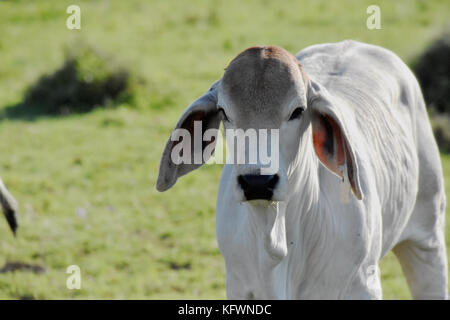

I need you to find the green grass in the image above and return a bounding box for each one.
[0,0,449,299]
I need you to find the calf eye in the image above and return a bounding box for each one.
[289,107,304,120]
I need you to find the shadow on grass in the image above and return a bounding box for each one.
[0,261,46,274]
[0,49,133,122]
[0,101,96,122]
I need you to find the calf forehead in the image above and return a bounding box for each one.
[221,46,304,115]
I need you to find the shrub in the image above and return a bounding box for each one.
[23,46,132,115]
[413,32,450,114]
[432,114,450,154]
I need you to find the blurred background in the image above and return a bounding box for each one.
[0,0,448,299]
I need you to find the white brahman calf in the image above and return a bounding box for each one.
[157,41,448,299]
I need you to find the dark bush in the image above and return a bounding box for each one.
[413,32,450,114]
[22,47,132,115]
[432,115,450,154]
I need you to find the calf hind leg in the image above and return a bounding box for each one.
[393,194,448,299]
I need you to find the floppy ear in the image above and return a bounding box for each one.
[307,79,363,200]
[0,178,18,235]
[156,81,222,192]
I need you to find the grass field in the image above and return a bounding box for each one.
[0,0,449,299]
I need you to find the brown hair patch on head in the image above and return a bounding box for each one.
[227,45,298,67]
[222,46,304,111]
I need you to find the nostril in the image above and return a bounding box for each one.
[267,174,279,189]
[238,174,279,190]
[237,174,279,201]
[238,175,249,189]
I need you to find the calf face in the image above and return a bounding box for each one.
[157,46,363,203]
[217,46,308,202]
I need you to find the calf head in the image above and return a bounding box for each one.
[157,46,363,203]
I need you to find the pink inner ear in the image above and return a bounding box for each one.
[183,111,205,135]
[169,111,205,159]
[312,114,345,178]
[328,115,345,167]
[312,114,361,200]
